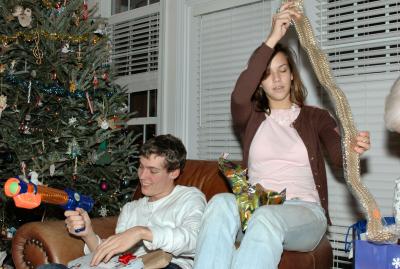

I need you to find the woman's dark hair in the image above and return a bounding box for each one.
[139,134,187,172]
[252,43,307,114]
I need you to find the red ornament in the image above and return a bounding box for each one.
[101,72,109,82]
[55,1,62,10]
[100,179,108,191]
[51,70,57,80]
[82,0,89,20]
[93,75,99,89]
[118,253,136,265]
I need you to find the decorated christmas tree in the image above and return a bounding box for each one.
[0,0,139,240]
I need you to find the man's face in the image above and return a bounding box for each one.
[138,154,179,202]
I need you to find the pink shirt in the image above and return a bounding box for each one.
[248,106,320,204]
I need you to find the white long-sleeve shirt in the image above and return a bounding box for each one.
[85,185,206,269]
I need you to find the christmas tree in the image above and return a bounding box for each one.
[0,0,139,240]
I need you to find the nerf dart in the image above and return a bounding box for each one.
[4,177,94,212]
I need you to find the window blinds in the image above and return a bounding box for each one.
[111,12,160,77]
[197,1,271,160]
[318,0,400,77]
[317,1,400,268]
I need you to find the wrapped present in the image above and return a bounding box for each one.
[218,154,286,231]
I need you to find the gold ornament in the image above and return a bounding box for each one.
[32,31,44,64]
[0,95,7,118]
[289,0,395,243]
[69,80,77,93]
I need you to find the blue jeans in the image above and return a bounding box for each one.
[193,193,327,269]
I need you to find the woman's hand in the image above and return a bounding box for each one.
[353,131,371,154]
[265,2,302,48]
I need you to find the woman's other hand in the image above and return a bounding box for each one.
[353,131,371,154]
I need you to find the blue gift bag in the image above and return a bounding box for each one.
[354,240,400,269]
[345,217,396,253]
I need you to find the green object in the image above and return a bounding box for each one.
[96,141,112,166]
[9,182,19,195]
[218,155,286,231]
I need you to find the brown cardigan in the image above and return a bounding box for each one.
[231,43,343,222]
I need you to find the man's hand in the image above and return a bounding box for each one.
[65,208,99,252]
[65,208,93,237]
[90,226,152,266]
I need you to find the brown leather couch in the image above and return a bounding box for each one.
[12,159,332,269]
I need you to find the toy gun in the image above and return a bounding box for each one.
[4,177,94,212]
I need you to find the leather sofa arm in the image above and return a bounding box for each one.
[12,216,117,269]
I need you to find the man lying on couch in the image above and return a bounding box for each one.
[43,134,206,269]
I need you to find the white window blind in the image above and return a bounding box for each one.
[111,12,159,77]
[317,1,400,268]
[196,1,272,160]
[319,0,400,77]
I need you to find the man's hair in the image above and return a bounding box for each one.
[139,134,187,172]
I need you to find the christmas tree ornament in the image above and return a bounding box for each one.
[27,80,32,103]
[28,171,42,185]
[17,8,33,28]
[98,206,108,217]
[76,44,83,68]
[86,91,94,114]
[97,117,109,130]
[71,12,80,27]
[61,43,72,53]
[66,138,81,159]
[68,117,77,125]
[20,161,27,179]
[0,64,5,73]
[49,164,55,176]
[0,95,7,118]
[108,115,122,129]
[92,36,99,45]
[69,80,77,93]
[101,72,109,82]
[82,0,89,21]
[88,149,98,164]
[94,24,106,36]
[99,179,108,192]
[50,70,57,80]
[10,60,16,74]
[120,177,133,189]
[12,6,24,17]
[55,2,62,10]
[93,72,99,89]
[96,141,111,165]
[42,0,52,8]
[32,32,43,64]
[19,114,31,134]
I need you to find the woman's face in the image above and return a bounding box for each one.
[260,52,293,108]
